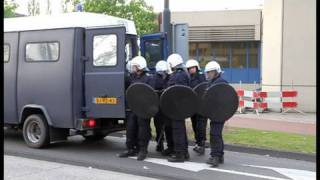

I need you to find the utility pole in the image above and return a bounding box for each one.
[162,0,172,54]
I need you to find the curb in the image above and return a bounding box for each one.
[217,143,315,162]
[190,140,316,163]
[112,132,316,162]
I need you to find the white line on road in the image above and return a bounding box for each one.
[130,157,291,180]
[243,164,316,180]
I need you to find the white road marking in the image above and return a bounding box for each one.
[130,157,290,180]
[243,164,316,180]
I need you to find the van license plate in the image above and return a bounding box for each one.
[94,97,117,104]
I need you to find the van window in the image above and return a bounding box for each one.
[4,44,10,62]
[93,34,117,66]
[125,41,133,63]
[26,42,59,62]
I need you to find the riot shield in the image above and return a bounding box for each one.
[160,85,198,120]
[199,83,239,122]
[193,82,208,114]
[126,83,159,118]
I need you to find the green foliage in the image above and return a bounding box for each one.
[4,0,18,18]
[222,127,316,154]
[153,120,316,154]
[83,0,158,35]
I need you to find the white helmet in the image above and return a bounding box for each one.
[130,56,147,71]
[155,60,168,72]
[204,61,222,73]
[167,53,184,68]
[186,59,200,70]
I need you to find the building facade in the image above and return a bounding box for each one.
[172,10,262,84]
[171,0,316,112]
[261,0,316,112]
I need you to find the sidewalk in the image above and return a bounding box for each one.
[225,112,316,136]
[4,155,157,180]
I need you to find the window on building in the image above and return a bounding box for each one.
[212,42,229,68]
[198,42,211,68]
[26,42,59,62]
[231,42,247,69]
[248,42,258,68]
[189,41,260,83]
[189,42,197,60]
[4,44,10,62]
[93,34,117,66]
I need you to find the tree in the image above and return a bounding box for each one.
[84,0,158,35]
[61,0,81,13]
[46,0,52,14]
[28,0,40,16]
[4,0,18,18]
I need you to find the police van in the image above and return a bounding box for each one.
[4,12,139,148]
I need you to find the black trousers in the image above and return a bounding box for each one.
[155,111,174,149]
[209,121,225,157]
[126,112,151,150]
[167,119,188,153]
[154,111,165,145]
[191,114,207,146]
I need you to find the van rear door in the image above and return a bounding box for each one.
[84,27,126,118]
[4,32,19,124]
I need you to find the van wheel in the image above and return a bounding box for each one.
[23,114,50,148]
[82,134,106,141]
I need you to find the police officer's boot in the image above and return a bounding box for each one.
[184,151,190,161]
[156,142,164,152]
[219,155,224,164]
[137,147,148,161]
[168,152,185,162]
[192,144,199,151]
[206,156,220,167]
[194,141,205,155]
[162,147,174,156]
[118,149,137,158]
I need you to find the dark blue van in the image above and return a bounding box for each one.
[4,12,138,148]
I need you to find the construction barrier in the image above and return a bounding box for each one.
[237,82,304,115]
[237,89,263,115]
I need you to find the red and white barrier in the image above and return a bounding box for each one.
[237,89,261,114]
[237,90,259,98]
[259,91,298,98]
[237,88,304,115]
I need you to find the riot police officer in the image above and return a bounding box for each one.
[119,56,154,161]
[185,59,207,155]
[165,53,190,162]
[153,60,171,152]
[204,61,228,167]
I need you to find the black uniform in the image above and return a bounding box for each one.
[125,72,154,153]
[153,72,171,151]
[166,69,190,159]
[207,74,228,158]
[189,72,207,148]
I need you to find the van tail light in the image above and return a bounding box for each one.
[82,119,96,128]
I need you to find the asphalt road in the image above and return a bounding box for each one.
[4,129,316,180]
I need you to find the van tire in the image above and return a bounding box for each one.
[23,114,50,148]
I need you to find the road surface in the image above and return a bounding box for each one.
[4,130,316,180]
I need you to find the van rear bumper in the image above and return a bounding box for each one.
[70,118,126,136]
